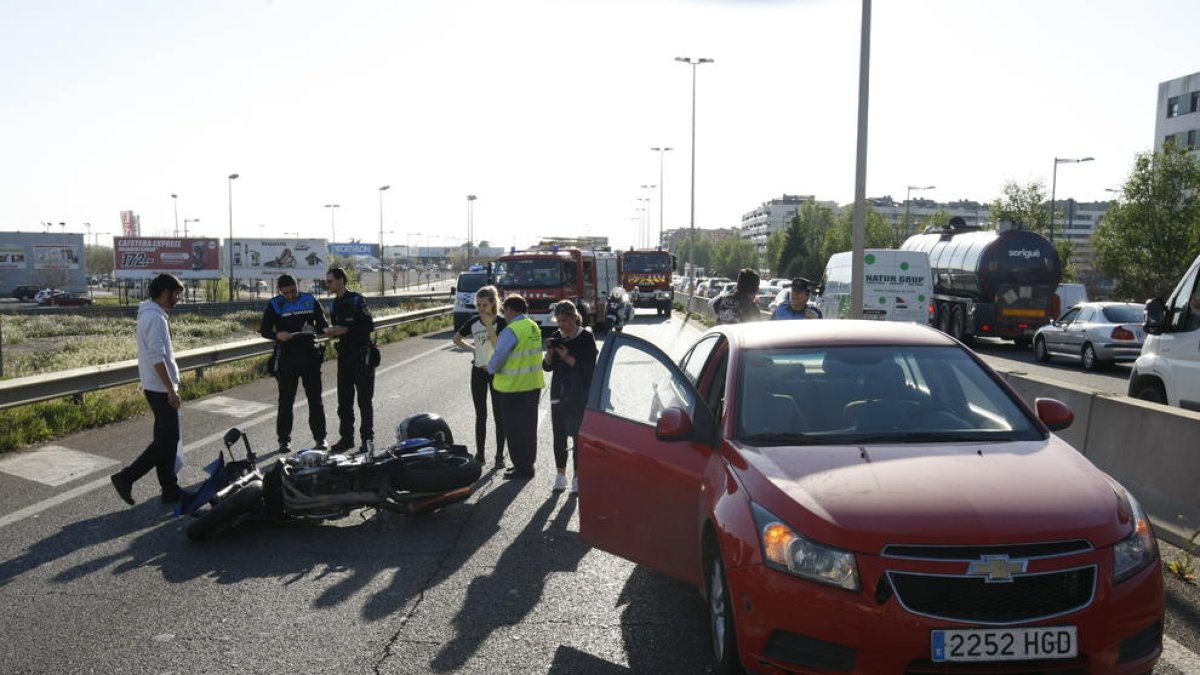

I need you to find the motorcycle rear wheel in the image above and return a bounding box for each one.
[399,454,481,493]
[186,480,264,541]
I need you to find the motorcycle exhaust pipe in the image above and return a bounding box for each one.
[400,486,473,516]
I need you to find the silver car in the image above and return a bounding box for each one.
[1033,301,1146,371]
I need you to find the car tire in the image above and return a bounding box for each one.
[950,306,966,341]
[1135,381,1167,405]
[1081,343,1102,371]
[706,544,743,675]
[1033,337,1052,362]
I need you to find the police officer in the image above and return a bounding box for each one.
[324,267,376,453]
[260,274,329,453]
[487,294,544,480]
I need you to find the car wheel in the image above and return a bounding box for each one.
[1081,343,1101,371]
[706,545,743,675]
[1033,337,1051,362]
[937,304,951,334]
[1135,381,1167,405]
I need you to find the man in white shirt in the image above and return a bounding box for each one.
[111,273,189,506]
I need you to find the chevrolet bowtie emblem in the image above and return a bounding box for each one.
[965,555,1028,583]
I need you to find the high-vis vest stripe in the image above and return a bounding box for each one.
[493,317,545,393]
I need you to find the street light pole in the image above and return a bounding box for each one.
[903,184,935,242]
[184,218,199,237]
[675,56,713,280]
[650,147,672,247]
[639,185,657,248]
[466,195,477,268]
[378,185,390,295]
[227,173,239,301]
[171,193,179,237]
[1048,157,1093,242]
[324,203,341,248]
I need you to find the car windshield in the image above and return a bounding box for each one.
[457,273,488,293]
[1101,305,1144,323]
[493,259,563,288]
[737,345,1042,444]
[624,252,670,273]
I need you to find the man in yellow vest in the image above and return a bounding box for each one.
[487,295,545,480]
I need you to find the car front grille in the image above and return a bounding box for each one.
[887,566,1096,624]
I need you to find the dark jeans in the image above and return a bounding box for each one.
[470,366,506,459]
[337,351,375,444]
[551,402,584,470]
[276,349,326,444]
[497,388,540,474]
[120,390,180,490]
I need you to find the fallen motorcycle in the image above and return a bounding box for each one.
[184,413,482,541]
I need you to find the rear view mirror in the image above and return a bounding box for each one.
[223,428,243,448]
[450,286,457,294]
[1143,298,1167,335]
[655,407,694,441]
[1035,398,1074,432]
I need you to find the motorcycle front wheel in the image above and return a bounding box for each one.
[186,480,264,541]
[399,454,481,493]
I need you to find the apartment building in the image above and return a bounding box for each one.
[1155,71,1200,154]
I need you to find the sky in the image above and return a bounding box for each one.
[2,0,1197,252]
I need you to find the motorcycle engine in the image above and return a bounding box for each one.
[283,451,361,496]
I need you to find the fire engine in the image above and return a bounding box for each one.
[492,241,621,331]
[620,248,676,316]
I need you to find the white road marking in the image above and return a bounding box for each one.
[0,343,452,531]
[188,395,273,417]
[1162,634,1200,673]
[0,446,119,486]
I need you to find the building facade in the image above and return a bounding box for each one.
[0,231,88,295]
[1155,71,1200,154]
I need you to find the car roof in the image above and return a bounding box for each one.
[709,319,956,350]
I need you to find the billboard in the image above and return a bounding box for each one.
[0,245,27,269]
[33,244,81,269]
[230,239,328,278]
[330,242,380,257]
[113,237,222,279]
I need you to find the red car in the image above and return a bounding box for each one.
[578,321,1163,674]
[42,291,93,306]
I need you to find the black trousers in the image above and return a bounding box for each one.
[121,390,180,490]
[336,351,375,444]
[497,388,540,474]
[551,402,584,470]
[276,350,326,444]
[470,366,506,459]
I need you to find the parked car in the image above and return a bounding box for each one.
[755,285,782,311]
[1033,301,1145,370]
[579,321,1164,674]
[1129,251,1200,409]
[41,291,93,306]
[33,288,56,304]
[10,285,40,302]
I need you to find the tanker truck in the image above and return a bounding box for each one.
[901,218,1062,346]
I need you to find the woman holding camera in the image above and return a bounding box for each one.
[541,300,598,494]
[452,285,507,466]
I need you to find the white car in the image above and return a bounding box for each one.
[33,288,56,304]
[1129,252,1200,410]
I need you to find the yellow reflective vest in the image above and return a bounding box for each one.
[493,317,546,393]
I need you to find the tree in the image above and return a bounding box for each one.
[775,201,836,280]
[820,206,893,271]
[1093,143,1200,300]
[85,245,114,277]
[674,236,713,274]
[765,229,787,277]
[989,179,1050,234]
[915,207,951,238]
[710,235,759,279]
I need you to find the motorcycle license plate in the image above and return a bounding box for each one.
[932,626,1076,662]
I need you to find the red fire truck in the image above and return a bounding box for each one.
[492,243,621,331]
[620,248,676,316]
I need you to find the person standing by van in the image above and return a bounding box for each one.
[453,285,507,466]
[772,278,823,320]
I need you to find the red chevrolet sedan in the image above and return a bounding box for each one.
[578,320,1163,674]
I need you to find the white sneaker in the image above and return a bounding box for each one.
[570,476,578,494]
[552,473,568,492]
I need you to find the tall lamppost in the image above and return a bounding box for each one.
[650,147,672,247]
[675,56,713,280]
[171,193,179,237]
[639,185,657,248]
[1049,157,1093,242]
[227,173,239,301]
[466,195,477,268]
[376,185,390,295]
[903,184,935,242]
[183,218,199,237]
[324,203,341,247]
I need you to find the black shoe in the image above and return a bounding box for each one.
[330,438,355,453]
[494,456,506,469]
[277,441,292,454]
[502,469,534,481]
[160,487,194,505]
[474,450,485,462]
[110,473,135,506]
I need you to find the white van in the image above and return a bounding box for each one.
[1129,253,1200,411]
[817,249,933,323]
[1052,283,1089,317]
[452,270,491,330]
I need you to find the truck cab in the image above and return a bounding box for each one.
[1129,253,1200,411]
[620,249,675,316]
[493,246,620,330]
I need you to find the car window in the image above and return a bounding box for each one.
[1101,305,1144,323]
[736,345,1041,443]
[1167,261,1200,332]
[1077,307,1095,322]
[600,340,694,426]
[680,334,720,385]
[1058,307,1081,323]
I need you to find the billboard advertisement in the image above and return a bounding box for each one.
[0,245,27,269]
[330,242,380,257]
[230,239,328,278]
[113,237,222,279]
[33,244,81,269]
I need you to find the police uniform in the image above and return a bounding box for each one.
[260,290,329,450]
[329,290,375,449]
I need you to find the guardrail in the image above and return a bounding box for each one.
[0,305,452,411]
[0,290,452,318]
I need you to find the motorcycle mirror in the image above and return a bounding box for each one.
[223,428,243,448]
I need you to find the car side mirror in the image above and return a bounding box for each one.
[450,286,456,294]
[1035,398,1074,432]
[1144,297,1167,335]
[655,407,695,441]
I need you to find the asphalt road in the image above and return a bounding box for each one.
[0,310,1196,673]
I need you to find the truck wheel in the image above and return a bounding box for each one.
[937,304,952,334]
[950,306,966,341]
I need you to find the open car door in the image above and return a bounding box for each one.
[577,332,715,584]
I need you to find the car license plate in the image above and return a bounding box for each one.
[932,626,1076,662]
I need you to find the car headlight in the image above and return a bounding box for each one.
[1112,487,1158,584]
[751,503,859,591]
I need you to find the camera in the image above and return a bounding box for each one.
[548,336,566,350]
